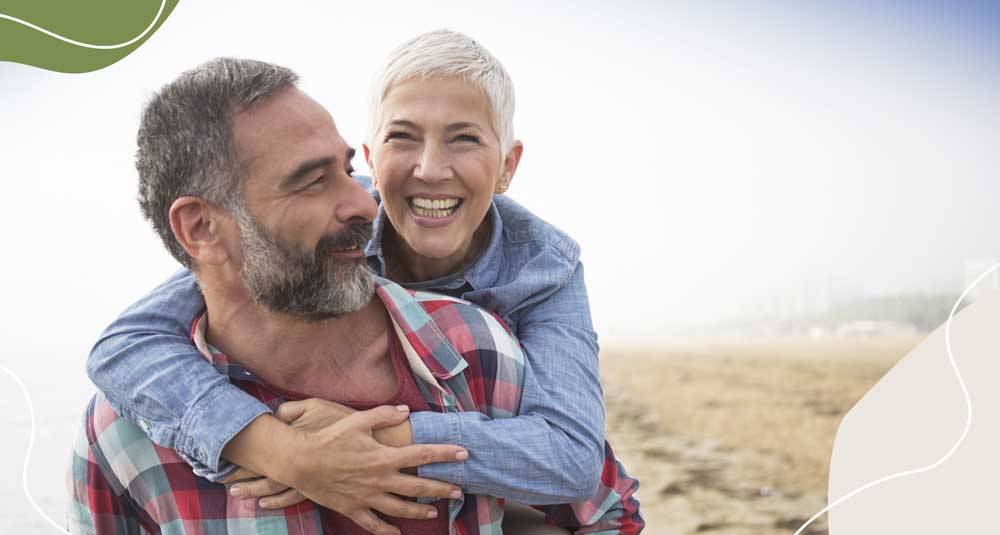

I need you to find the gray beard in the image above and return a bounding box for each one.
[235,209,374,322]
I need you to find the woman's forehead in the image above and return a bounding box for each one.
[381,77,494,127]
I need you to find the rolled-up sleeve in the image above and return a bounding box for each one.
[86,269,271,479]
[412,264,606,503]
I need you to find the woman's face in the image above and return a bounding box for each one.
[366,76,521,280]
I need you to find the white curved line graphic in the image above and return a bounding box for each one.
[793,261,996,535]
[1,365,71,535]
[0,0,166,51]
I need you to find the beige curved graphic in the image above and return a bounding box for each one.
[824,267,1000,534]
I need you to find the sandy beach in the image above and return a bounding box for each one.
[2,335,921,534]
[601,335,923,535]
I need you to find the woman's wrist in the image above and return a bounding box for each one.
[221,414,304,485]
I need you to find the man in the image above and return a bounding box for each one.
[67,58,642,534]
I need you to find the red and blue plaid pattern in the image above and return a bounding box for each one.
[68,276,643,534]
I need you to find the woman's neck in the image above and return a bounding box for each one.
[385,216,493,283]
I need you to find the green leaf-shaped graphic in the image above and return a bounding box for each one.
[0,0,179,73]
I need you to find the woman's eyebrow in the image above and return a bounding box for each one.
[386,119,418,129]
[447,122,483,132]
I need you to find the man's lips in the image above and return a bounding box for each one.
[326,245,365,259]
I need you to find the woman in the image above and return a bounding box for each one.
[88,30,640,534]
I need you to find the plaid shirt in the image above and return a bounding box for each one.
[68,277,643,534]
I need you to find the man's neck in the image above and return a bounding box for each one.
[200,283,393,399]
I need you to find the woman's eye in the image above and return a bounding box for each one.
[385,131,413,141]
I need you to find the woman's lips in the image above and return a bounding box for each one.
[407,196,463,228]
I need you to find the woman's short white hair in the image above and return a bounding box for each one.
[368,29,516,156]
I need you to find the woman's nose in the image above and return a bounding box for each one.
[413,143,453,182]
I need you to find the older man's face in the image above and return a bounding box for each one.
[228,88,379,320]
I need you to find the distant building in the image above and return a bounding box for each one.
[835,320,918,338]
[964,259,1000,303]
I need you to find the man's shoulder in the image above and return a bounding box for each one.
[81,393,187,485]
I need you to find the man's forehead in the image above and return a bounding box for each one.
[232,88,348,176]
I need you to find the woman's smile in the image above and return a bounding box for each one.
[408,195,464,225]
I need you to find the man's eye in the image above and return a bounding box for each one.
[454,134,480,143]
[346,167,356,176]
[302,175,327,190]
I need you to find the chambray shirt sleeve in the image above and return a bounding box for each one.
[86,269,271,479]
[409,263,606,504]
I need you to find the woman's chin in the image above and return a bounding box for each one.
[409,242,462,262]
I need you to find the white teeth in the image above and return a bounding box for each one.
[410,197,460,219]
[412,206,456,219]
[411,197,459,210]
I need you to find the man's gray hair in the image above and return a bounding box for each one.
[368,29,516,156]
[136,57,299,268]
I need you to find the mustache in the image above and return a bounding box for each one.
[314,221,373,259]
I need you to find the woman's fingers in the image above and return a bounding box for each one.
[348,509,401,535]
[380,472,462,501]
[369,493,441,520]
[382,442,469,470]
[274,400,310,423]
[257,488,308,509]
[220,467,260,484]
[230,477,291,499]
[350,405,412,432]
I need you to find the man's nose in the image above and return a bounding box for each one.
[332,173,378,224]
[413,143,453,182]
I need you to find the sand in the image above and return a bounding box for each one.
[600,335,923,535]
[0,336,921,534]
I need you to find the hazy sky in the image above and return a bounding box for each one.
[1,0,999,349]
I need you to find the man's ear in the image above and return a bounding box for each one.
[363,144,376,186]
[168,197,230,266]
[494,140,524,195]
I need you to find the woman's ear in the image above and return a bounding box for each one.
[168,197,231,266]
[363,144,376,186]
[495,141,524,194]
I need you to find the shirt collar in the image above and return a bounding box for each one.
[372,275,468,387]
[365,200,504,292]
[190,276,469,394]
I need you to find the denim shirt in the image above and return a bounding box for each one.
[86,176,606,504]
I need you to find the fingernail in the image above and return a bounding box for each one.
[396,404,410,412]
[259,499,270,508]
[426,509,438,519]
[450,489,462,500]
[229,486,244,498]
[455,449,469,460]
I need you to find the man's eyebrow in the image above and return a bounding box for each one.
[280,156,336,189]
[279,148,356,190]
